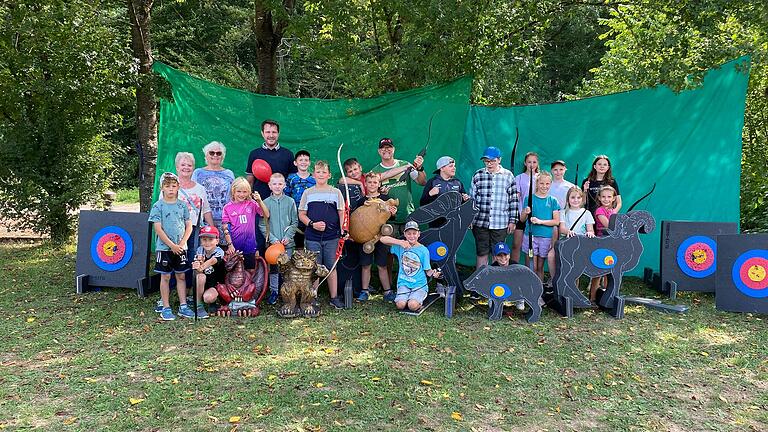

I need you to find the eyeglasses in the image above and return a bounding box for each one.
[208,151,223,156]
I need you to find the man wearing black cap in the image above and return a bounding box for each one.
[370,137,427,238]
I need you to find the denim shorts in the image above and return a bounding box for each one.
[305,239,339,269]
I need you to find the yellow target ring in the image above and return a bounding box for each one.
[748,265,766,282]
[604,256,615,266]
[436,246,447,257]
[102,240,117,257]
[492,285,506,297]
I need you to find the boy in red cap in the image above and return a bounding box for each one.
[193,225,226,318]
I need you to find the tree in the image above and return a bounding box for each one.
[578,1,767,231]
[253,0,297,94]
[128,0,158,212]
[0,1,131,243]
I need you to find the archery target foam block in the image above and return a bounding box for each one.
[715,234,768,314]
[660,221,737,292]
[76,210,151,289]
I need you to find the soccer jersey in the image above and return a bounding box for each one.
[221,200,264,254]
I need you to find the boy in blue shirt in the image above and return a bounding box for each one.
[380,221,441,311]
[148,172,194,321]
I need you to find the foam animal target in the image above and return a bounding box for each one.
[552,210,656,318]
[408,192,476,297]
[715,234,768,314]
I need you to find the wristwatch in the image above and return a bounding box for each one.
[308,220,314,228]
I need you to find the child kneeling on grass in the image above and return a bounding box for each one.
[193,225,226,318]
[379,221,441,311]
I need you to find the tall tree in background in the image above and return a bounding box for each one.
[128,0,157,211]
[253,0,296,94]
[0,1,131,243]
[579,0,766,231]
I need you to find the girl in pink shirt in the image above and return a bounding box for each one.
[590,185,618,302]
[221,177,270,271]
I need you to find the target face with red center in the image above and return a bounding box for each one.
[676,236,716,278]
[731,250,768,298]
[90,226,133,272]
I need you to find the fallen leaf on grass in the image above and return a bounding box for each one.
[451,411,463,421]
[229,416,241,423]
[26,317,35,323]
[586,384,594,391]
[371,377,381,382]
[314,382,324,388]
[129,398,144,405]
[62,417,77,425]
[420,380,433,386]
[700,351,710,357]
[718,395,728,403]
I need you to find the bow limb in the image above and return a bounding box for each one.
[317,143,350,287]
[626,182,656,212]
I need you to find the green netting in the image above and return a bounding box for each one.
[457,57,750,275]
[155,57,750,276]
[153,62,472,206]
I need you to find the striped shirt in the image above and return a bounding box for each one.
[470,166,520,229]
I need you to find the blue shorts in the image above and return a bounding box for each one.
[305,239,339,269]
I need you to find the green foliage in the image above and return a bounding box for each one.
[578,1,767,231]
[0,1,133,243]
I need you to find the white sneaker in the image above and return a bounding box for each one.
[516,300,525,311]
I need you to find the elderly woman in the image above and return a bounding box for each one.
[191,141,235,235]
[170,151,215,228]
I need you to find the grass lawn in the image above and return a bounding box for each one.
[114,189,139,205]
[0,243,766,431]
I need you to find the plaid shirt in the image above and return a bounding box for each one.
[470,166,519,229]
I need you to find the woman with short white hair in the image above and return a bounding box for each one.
[167,152,215,228]
[191,141,235,237]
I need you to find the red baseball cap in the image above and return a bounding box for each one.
[199,226,219,238]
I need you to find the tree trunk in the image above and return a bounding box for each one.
[253,0,295,95]
[128,0,157,212]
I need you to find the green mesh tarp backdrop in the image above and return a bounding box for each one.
[153,62,472,205]
[458,57,750,275]
[155,57,749,276]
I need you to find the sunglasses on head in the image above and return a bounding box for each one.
[208,151,223,156]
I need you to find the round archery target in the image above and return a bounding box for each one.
[731,250,768,298]
[590,249,617,269]
[90,226,133,272]
[428,241,449,261]
[676,235,716,278]
[490,283,512,300]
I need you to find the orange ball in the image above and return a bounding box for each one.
[265,243,286,265]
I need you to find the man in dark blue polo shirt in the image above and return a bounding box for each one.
[245,119,297,198]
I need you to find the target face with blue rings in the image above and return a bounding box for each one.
[490,283,512,300]
[731,249,768,298]
[590,248,617,269]
[90,226,133,272]
[677,235,717,278]
[428,241,449,261]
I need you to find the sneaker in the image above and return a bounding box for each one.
[155,300,164,313]
[383,291,396,302]
[196,305,209,319]
[160,307,176,321]
[329,297,345,309]
[178,304,196,319]
[267,290,279,305]
[515,300,525,311]
[356,290,370,302]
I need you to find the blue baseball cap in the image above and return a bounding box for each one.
[493,242,511,255]
[481,146,502,160]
